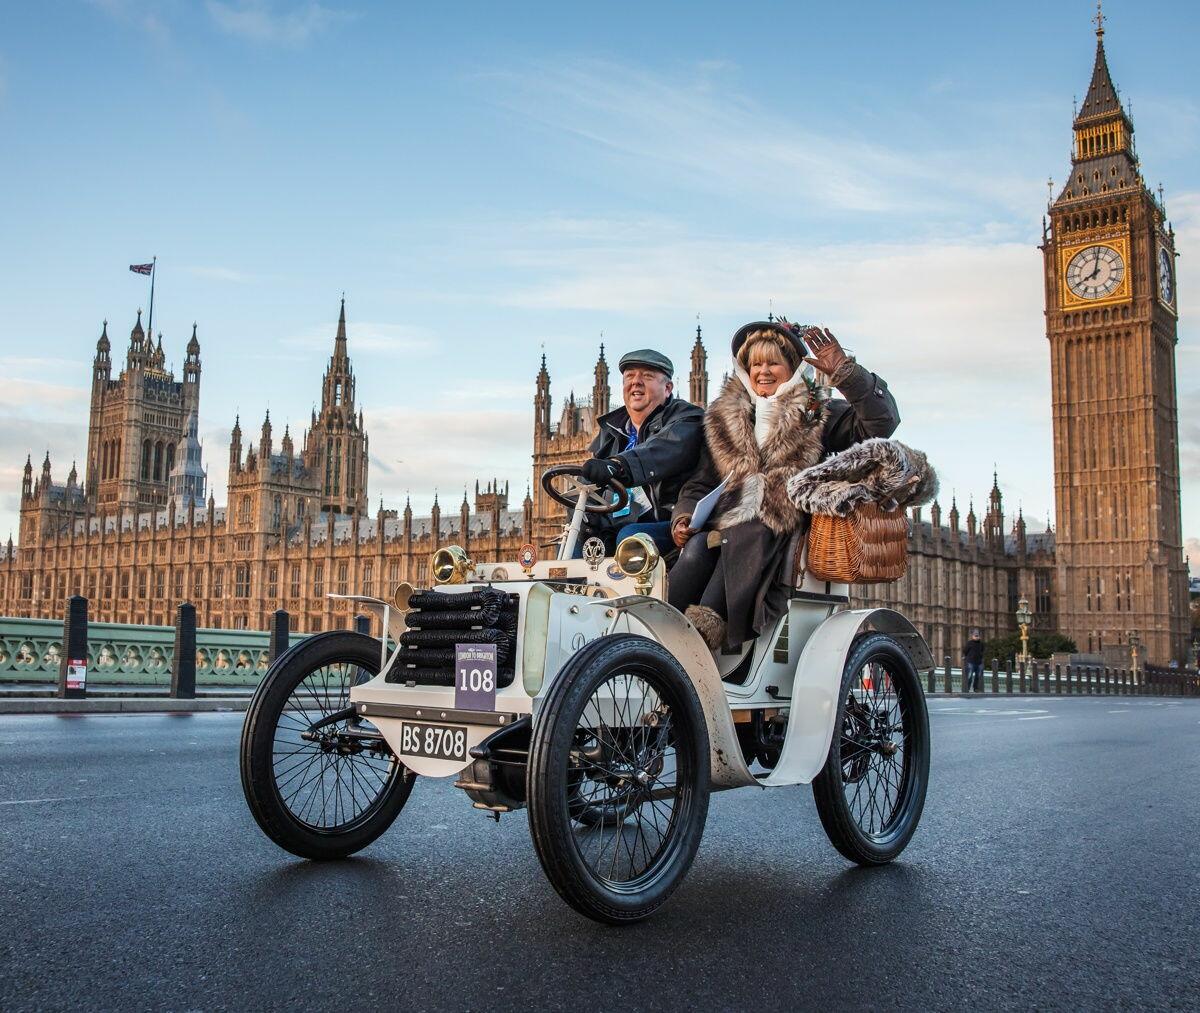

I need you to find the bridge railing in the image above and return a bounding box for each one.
[926,656,1199,697]
[0,610,307,689]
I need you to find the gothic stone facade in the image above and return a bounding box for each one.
[0,303,533,635]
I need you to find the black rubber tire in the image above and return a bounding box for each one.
[812,632,930,865]
[527,634,710,925]
[240,630,415,860]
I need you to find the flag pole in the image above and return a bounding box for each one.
[146,256,157,342]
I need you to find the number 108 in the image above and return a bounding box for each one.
[459,667,494,693]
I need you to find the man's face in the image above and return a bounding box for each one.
[622,367,672,416]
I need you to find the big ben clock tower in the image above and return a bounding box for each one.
[1043,11,1189,665]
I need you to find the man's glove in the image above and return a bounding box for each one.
[580,457,629,488]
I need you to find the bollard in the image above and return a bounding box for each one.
[354,613,371,636]
[1019,660,1027,694]
[171,602,197,699]
[927,667,935,694]
[1120,668,1128,695]
[1087,666,1094,695]
[1005,659,1013,695]
[944,655,953,695]
[990,658,999,694]
[269,609,290,662]
[57,595,89,700]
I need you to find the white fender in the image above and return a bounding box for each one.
[602,596,759,791]
[760,607,931,787]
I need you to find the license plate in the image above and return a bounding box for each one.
[399,721,468,761]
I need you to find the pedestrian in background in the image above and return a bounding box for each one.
[963,630,985,693]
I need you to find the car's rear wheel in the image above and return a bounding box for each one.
[812,632,929,864]
[240,631,415,860]
[527,635,710,924]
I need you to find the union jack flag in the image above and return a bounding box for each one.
[129,263,154,275]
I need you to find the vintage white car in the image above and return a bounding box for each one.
[240,465,932,924]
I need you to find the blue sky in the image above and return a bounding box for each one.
[0,0,1197,566]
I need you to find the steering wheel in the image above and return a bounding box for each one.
[541,465,630,515]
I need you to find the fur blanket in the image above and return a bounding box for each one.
[705,374,829,534]
[786,437,938,517]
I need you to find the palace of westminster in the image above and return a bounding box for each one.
[0,26,1191,665]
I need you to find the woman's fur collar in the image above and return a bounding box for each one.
[787,437,939,516]
[704,372,828,534]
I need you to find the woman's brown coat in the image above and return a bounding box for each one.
[672,362,901,646]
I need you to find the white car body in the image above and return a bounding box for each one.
[340,546,932,792]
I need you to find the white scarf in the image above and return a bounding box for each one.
[735,366,809,447]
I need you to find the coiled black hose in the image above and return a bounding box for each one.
[409,587,510,611]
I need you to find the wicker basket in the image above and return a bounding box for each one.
[805,501,908,584]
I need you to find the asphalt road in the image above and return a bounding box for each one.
[1,697,1197,1011]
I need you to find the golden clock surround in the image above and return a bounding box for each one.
[1058,233,1132,310]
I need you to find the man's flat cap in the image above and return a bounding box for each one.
[618,349,674,376]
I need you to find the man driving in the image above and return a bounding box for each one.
[577,349,705,555]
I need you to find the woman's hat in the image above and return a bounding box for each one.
[731,320,809,366]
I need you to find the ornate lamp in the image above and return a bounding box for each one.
[1015,597,1033,665]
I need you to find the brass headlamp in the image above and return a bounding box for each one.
[431,545,473,585]
[614,533,659,595]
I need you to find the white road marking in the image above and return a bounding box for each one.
[0,796,72,806]
[1107,709,1131,714]
[1018,715,1056,721]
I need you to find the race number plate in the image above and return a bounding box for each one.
[455,643,497,711]
[398,721,468,762]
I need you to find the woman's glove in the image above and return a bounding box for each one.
[671,515,697,548]
[801,326,854,384]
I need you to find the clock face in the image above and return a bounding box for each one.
[1158,247,1174,304]
[1065,244,1126,300]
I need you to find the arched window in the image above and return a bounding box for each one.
[141,440,151,480]
[238,495,252,524]
[271,494,282,530]
[153,440,163,481]
[165,443,175,477]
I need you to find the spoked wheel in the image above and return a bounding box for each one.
[527,635,710,924]
[812,632,929,864]
[240,631,415,860]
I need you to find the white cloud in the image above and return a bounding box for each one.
[481,58,1043,222]
[205,1,351,46]
[366,402,530,511]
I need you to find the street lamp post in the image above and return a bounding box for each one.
[1128,630,1140,683]
[1015,597,1033,667]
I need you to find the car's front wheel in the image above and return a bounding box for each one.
[527,635,710,924]
[240,631,415,860]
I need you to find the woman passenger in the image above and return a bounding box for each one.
[667,320,900,649]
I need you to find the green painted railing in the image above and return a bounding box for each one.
[0,616,308,688]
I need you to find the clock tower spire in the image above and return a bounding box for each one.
[1041,16,1187,665]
